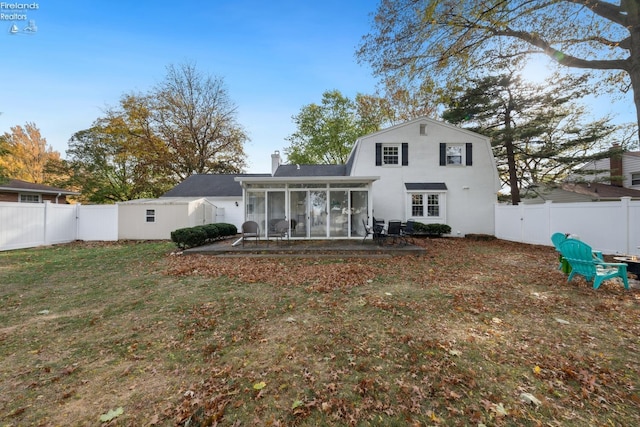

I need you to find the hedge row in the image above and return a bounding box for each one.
[412,222,452,236]
[170,223,238,249]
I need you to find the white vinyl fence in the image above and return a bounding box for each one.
[495,197,640,256]
[4,198,639,255]
[0,202,118,251]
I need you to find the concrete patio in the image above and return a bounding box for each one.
[184,236,427,258]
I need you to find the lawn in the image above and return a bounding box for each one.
[0,238,638,426]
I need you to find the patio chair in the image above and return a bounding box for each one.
[267,219,289,245]
[387,220,403,245]
[361,219,373,243]
[558,238,629,290]
[241,221,260,247]
[401,220,416,244]
[373,223,386,245]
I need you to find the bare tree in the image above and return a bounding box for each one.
[151,63,248,179]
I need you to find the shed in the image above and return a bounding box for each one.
[117,198,216,240]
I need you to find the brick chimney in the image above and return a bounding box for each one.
[609,143,623,187]
[271,150,281,176]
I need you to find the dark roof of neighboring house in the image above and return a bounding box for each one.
[405,182,448,191]
[522,182,640,203]
[273,164,347,177]
[0,179,79,195]
[563,182,640,198]
[161,174,271,198]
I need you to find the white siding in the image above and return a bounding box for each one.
[349,118,500,235]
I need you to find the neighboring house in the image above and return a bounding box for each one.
[0,179,79,204]
[522,182,640,204]
[578,149,640,190]
[522,148,640,204]
[162,117,501,239]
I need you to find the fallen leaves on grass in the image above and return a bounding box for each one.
[165,255,384,292]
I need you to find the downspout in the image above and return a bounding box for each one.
[55,192,61,204]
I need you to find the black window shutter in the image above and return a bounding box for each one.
[402,143,408,166]
[439,143,446,166]
[375,143,382,166]
[466,143,473,166]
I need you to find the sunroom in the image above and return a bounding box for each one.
[235,175,379,239]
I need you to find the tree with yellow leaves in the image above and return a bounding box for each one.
[0,122,61,184]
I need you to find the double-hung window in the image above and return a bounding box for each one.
[383,145,399,165]
[375,143,408,166]
[406,183,447,221]
[632,172,640,186]
[446,145,463,165]
[146,209,156,223]
[411,194,424,217]
[412,193,441,217]
[440,143,472,166]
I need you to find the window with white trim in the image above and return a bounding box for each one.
[409,192,444,219]
[440,143,472,166]
[411,194,423,216]
[632,172,640,186]
[20,194,41,203]
[146,209,156,223]
[427,194,440,216]
[446,145,463,165]
[382,144,399,165]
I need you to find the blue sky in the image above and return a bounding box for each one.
[1,0,380,172]
[1,1,637,174]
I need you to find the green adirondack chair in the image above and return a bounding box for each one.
[558,238,629,290]
[551,233,604,274]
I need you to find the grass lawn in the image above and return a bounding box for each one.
[0,238,639,426]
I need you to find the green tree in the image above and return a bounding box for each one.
[285,90,389,164]
[357,0,640,141]
[62,121,164,204]
[443,72,617,204]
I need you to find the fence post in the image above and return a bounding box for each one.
[545,200,553,241]
[621,197,631,254]
[43,201,50,246]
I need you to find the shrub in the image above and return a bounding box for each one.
[171,227,208,250]
[413,222,451,236]
[171,222,238,249]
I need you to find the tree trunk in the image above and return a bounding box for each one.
[504,106,521,205]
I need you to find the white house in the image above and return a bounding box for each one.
[346,117,500,236]
[162,117,500,239]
